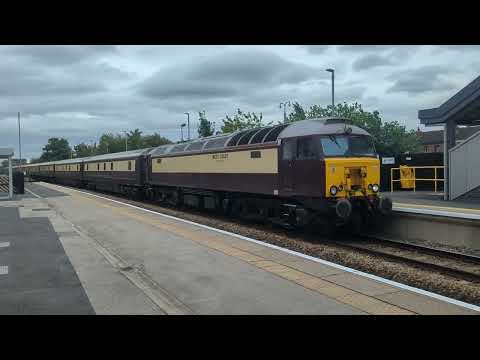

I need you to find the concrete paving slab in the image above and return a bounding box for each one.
[0,206,94,315]
[376,290,478,315]
[324,273,401,297]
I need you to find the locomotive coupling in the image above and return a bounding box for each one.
[379,196,393,215]
[335,198,352,220]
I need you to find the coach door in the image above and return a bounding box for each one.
[280,137,297,195]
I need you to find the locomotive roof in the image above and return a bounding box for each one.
[277,117,370,138]
[149,117,371,157]
[83,148,153,162]
[22,118,372,167]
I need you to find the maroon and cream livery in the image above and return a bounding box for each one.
[20,118,392,232]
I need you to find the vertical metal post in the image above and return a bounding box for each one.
[8,156,13,199]
[391,168,393,193]
[443,123,448,200]
[434,167,437,193]
[18,112,22,170]
[413,167,416,192]
[185,112,190,140]
[331,71,335,109]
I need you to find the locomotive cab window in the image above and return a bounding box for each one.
[282,138,297,160]
[297,137,317,160]
[320,135,375,157]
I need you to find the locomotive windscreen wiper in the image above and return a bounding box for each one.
[328,135,341,149]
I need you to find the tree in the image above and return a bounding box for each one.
[39,137,72,162]
[126,129,143,150]
[220,109,269,133]
[197,111,214,137]
[141,133,172,148]
[74,143,94,158]
[287,102,307,123]
[287,102,421,156]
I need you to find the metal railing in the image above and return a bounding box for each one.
[391,166,445,193]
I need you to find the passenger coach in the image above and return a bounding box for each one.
[18,117,392,232]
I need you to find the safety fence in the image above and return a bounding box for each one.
[390,166,445,193]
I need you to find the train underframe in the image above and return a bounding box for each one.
[31,175,392,235]
[143,184,392,235]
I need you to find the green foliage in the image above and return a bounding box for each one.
[39,137,72,162]
[74,143,94,158]
[287,102,421,156]
[197,111,214,137]
[221,109,269,133]
[141,133,172,148]
[287,102,307,123]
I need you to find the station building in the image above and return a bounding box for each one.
[419,75,480,200]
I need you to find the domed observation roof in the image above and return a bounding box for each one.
[148,117,370,157]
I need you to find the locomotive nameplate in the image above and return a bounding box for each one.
[212,153,228,160]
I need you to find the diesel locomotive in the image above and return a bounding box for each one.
[19,117,392,233]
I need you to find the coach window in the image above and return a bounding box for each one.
[297,137,317,160]
[282,138,296,160]
[110,162,113,170]
[128,161,132,171]
[104,163,106,171]
[97,163,100,171]
[86,164,89,171]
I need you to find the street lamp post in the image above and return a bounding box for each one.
[325,68,335,112]
[18,112,22,168]
[180,123,186,142]
[123,131,128,151]
[184,112,190,140]
[279,101,291,123]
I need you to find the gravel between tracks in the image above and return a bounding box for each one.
[67,188,480,306]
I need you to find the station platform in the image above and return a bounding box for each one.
[0,182,477,315]
[388,191,480,220]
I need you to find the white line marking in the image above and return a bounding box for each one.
[393,205,480,220]
[0,266,8,275]
[25,188,42,198]
[0,242,10,248]
[46,183,480,312]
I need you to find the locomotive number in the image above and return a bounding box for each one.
[212,153,228,160]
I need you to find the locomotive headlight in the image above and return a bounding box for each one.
[372,184,379,193]
[330,186,338,196]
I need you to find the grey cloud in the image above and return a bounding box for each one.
[138,50,320,100]
[339,45,398,52]
[3,45,117,65]
[352,54,392,71]
[387,65,458,95]
[302,45,331,54]
[0,64,106,97]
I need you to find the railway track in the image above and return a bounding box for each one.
[28,182,480,304]
[330,236,480,283]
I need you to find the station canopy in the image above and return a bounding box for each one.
[419,75,480,126]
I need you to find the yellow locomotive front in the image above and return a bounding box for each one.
[319,133,392,225]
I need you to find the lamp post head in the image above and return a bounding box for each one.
[326,68,334,73]
[181,123,186,127]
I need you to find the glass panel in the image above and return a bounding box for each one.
[320,135,376,157]
[297,137,317,160]
[282,139,296,160]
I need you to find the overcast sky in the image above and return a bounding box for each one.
[1,45,479,160]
